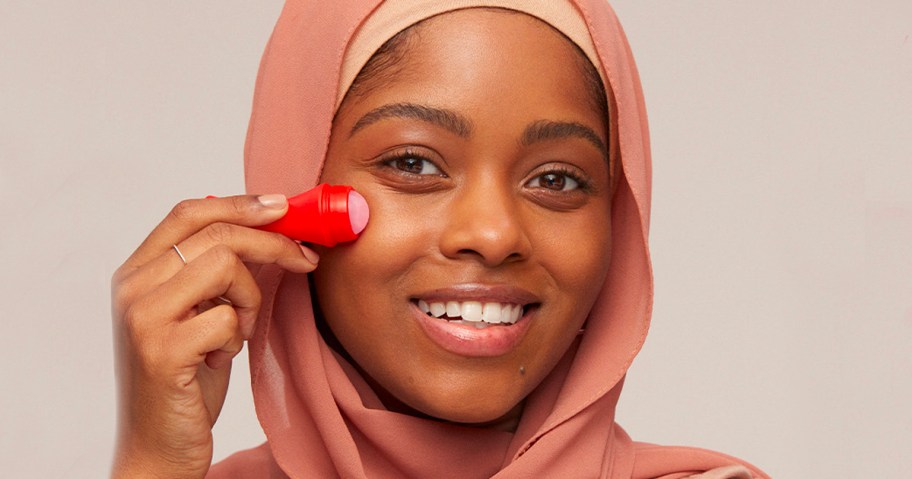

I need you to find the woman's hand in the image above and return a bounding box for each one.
[110,194,319,479]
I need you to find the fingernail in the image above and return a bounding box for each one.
[257,194,287,209]
[299,243,320,264]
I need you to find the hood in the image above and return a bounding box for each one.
[214,1,758,477]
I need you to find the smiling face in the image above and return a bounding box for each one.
[313,8,612,427]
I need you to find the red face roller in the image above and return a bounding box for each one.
[208,184,370,247]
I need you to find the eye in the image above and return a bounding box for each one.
[527,171,582,192]
[371,146,450,193]
[386,152,443,176]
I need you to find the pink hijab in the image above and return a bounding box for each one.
[209,1,770,477]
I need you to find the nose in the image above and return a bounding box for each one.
[438,180,531,267]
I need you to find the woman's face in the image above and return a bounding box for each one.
[314,8,612,426]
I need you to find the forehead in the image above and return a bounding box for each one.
[337,8,604,131]
[337,4,608,107]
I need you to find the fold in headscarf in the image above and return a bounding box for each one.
[207,0,770,477]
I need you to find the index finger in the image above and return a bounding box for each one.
[120,194,288,274]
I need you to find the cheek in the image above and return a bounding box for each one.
[323,187,441,268]
[536,207,612,299]
[527,208,612,352]
[311,191,437,340]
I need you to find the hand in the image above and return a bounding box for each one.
[110,194,319,478]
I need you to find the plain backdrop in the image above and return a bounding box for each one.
[1,1,910,477]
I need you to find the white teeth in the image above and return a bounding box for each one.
[430,302,447,318]
[417,300,525,325]
[446,301,461,317]
[510,304,523,323]
[461,301,483,322]
[482,303,502,323]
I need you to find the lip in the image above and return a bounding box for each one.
[411,284,539,357]
[412,283,540,305]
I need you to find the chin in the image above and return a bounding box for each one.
[385,368,531,428]
[424,400,515,425]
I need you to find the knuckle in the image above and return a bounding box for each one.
[111,263,141,297]
[120,303,152,347]
[237,290,263,320]
[215,304,240,329]
[112,275,152,319]
[168,199,199,223]
[121,301,147,329]
[225,337,244,355]
[111,264,129,287]
[113,269,140,297]
[208,243,240,269]
[110,271,129,306]
[271,230,298,254]
[111,284,133,316]
[229,195,250,216]
[203,222,235,245]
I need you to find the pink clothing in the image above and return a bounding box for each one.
[208,1,770,477]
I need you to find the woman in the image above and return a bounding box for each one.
[112,1,770,477]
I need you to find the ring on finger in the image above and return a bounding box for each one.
[172,244,188,265]
[172,243,231,305]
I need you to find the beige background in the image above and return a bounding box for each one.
[1,1,909,477]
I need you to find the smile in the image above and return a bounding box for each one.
[409,284,540,356]
[416,300,524,327]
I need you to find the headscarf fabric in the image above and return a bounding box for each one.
[207,1,770,477]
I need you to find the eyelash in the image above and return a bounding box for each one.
[528,165,593,194]
[378,148,594,194]
[380,149,446,177]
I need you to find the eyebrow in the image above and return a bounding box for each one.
[349,102,472,138]
[521,120,608,160]
[348,103,607,159]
